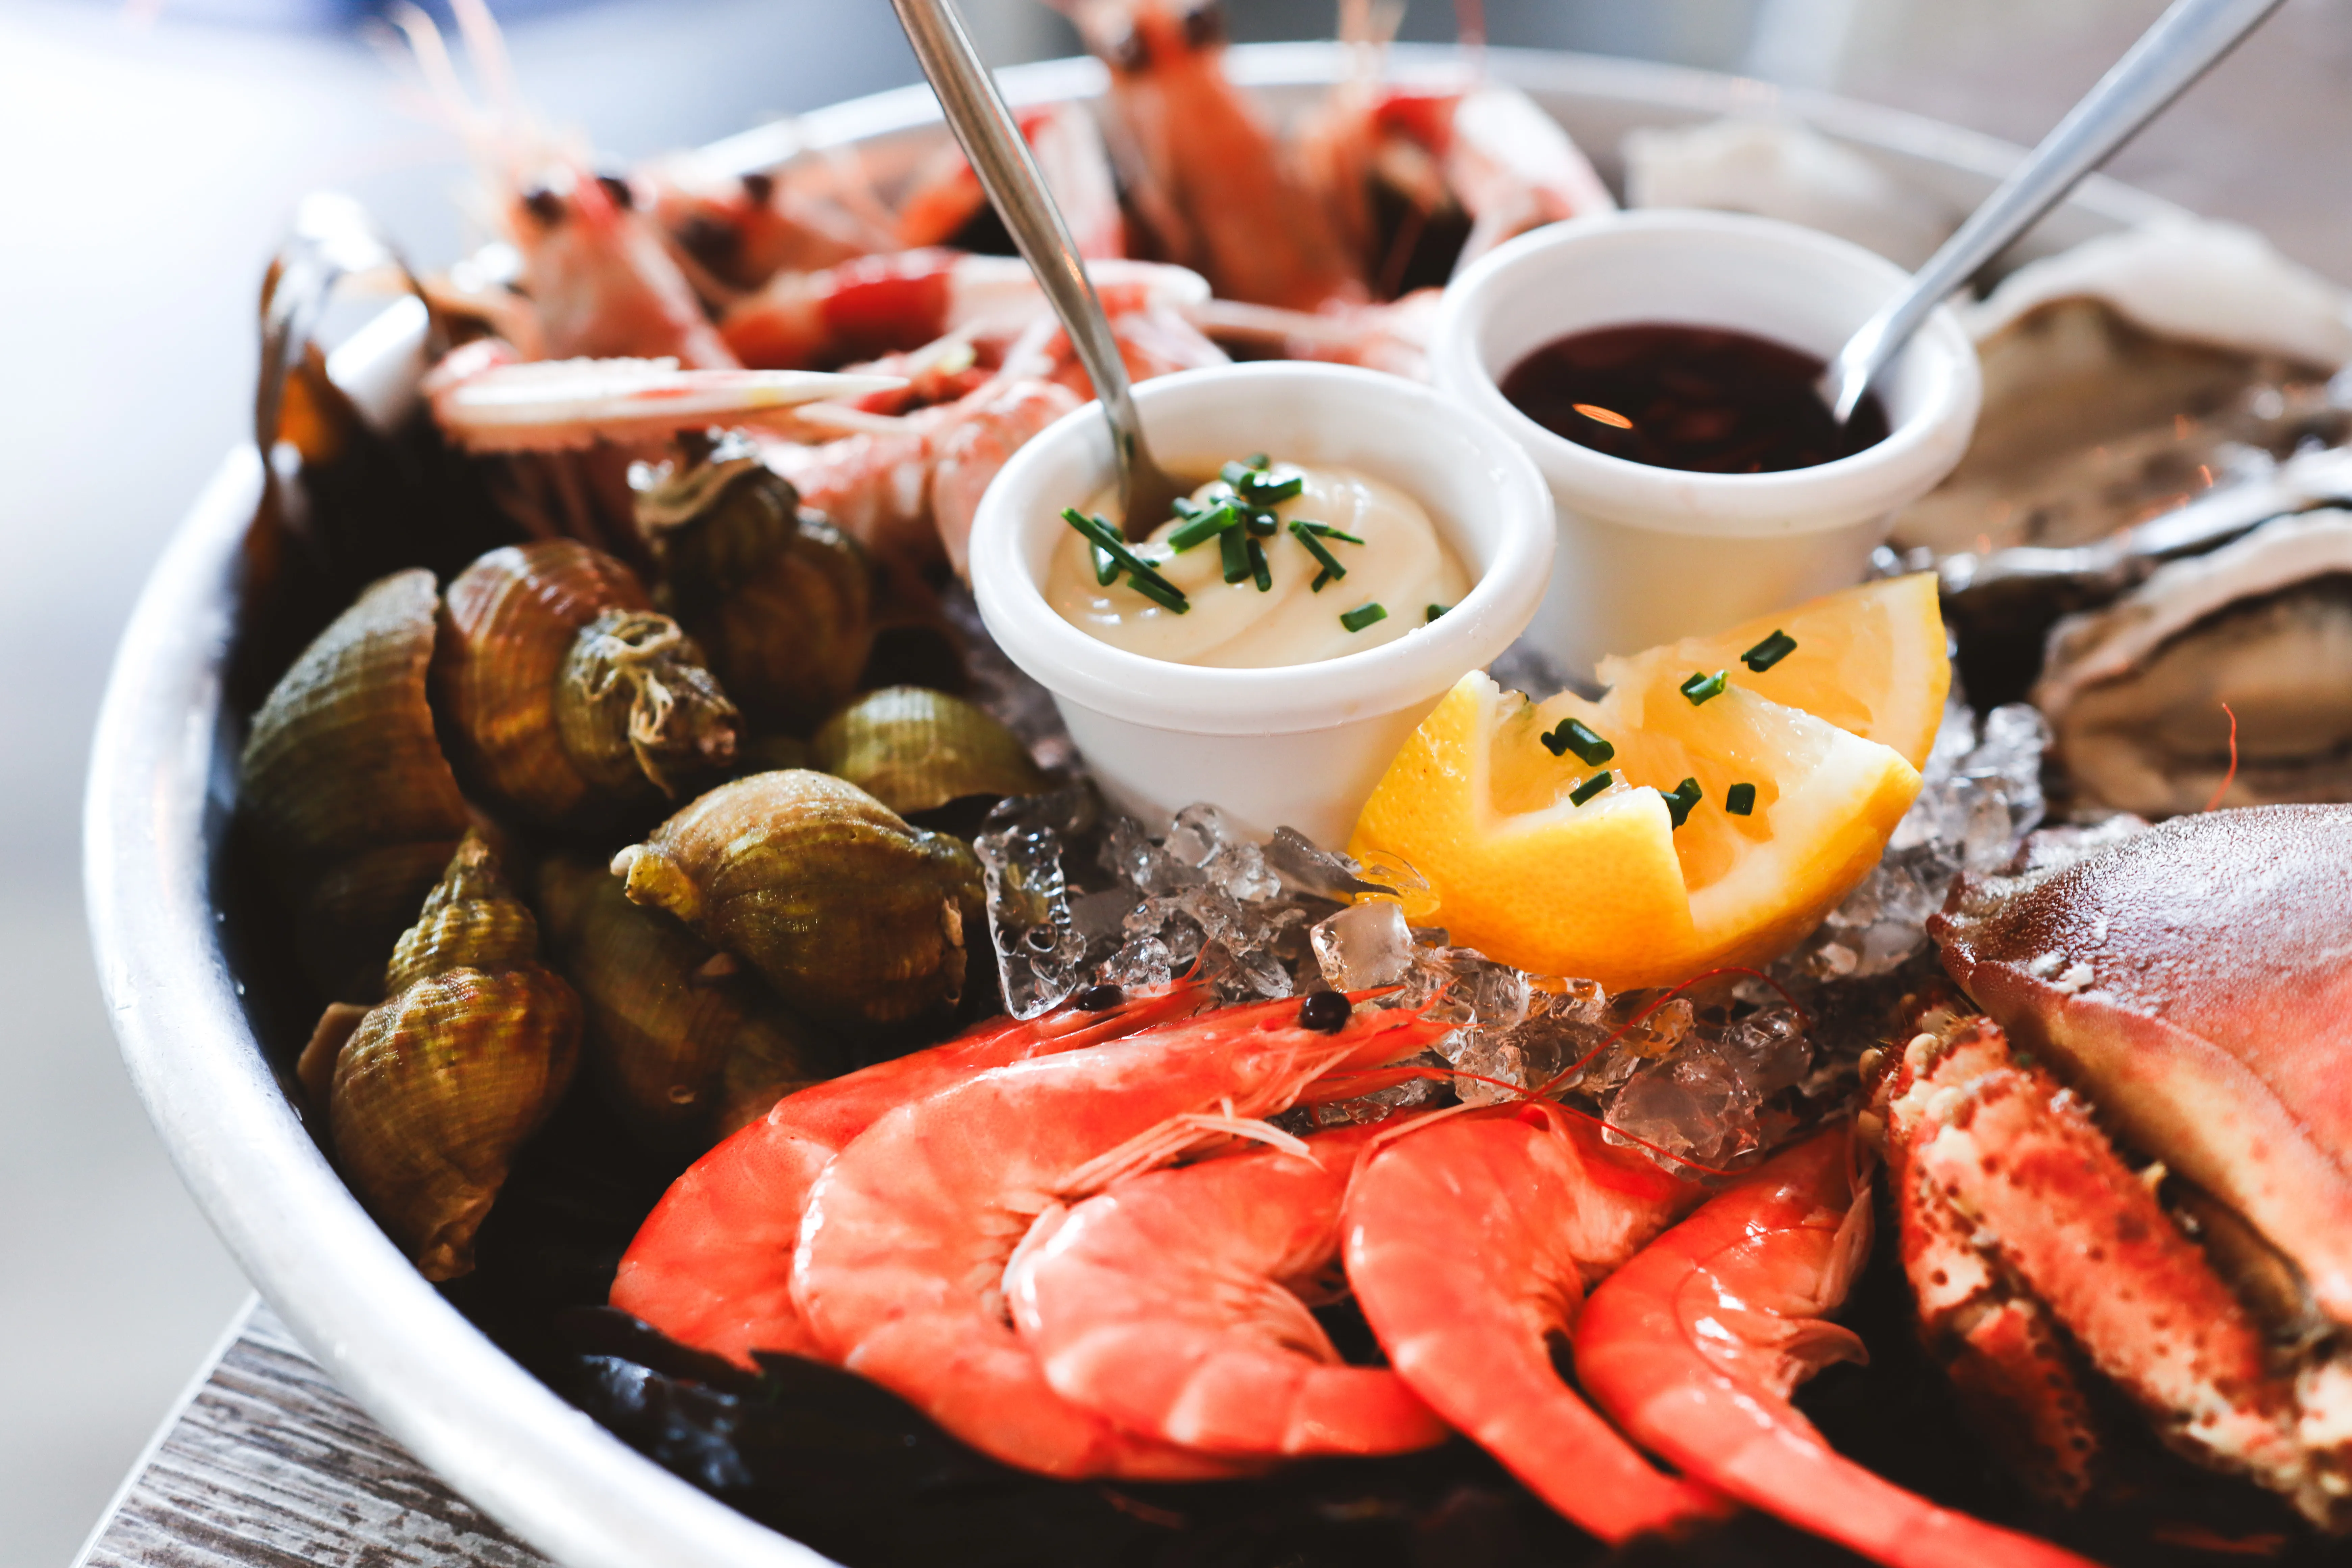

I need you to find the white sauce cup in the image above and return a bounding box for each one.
[1433,209,1982,681]
[970,362,1553,844]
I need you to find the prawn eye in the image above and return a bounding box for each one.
[1104,20,1148,72]
[1181,0,1225,50]
[1298,991,1351,1032]
[678,213,742,268]
[519,183,566,226]
[738,170,776,207]
[1074,983,1126,1012]
[595,172,638,211]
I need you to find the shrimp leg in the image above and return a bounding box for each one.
[1344,1103,1727,1542]
[1006,1121,1448,1458]
[1573,1125,2103,1568]
[610,978,1203,1366]
[793,994,1450,1479]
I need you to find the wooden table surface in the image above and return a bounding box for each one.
[75,1302,553,1568]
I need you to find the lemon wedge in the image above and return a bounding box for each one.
[1348,575,1943,989]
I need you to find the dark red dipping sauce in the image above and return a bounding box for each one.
[1499,322,1888,474]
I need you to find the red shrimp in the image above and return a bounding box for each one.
[1573,1126,2101,1568]
[609,978,1205,1366]
[1344,1101,1726,1542]
[1195,288,1443,381]
[643,153,893,298]
[791,993,1451,1479]
[1005,1120,1448,1458]
[895,101,1127,260]
[1060,0,1364,310]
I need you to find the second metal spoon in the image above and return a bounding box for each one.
[1820,0,2288,426]
[891,0,1188,541]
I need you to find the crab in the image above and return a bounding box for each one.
[1864,804,2352,1527]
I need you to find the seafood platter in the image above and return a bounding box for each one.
[84,6,2352,1567]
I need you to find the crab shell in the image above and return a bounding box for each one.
[1930,804,2352,1322]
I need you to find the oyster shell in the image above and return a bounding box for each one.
[436,541,740,828]
[809,686,1049,818]
[536,853,841,1148]
[2037,511,2352,816]
[1622,118,1956,269]
[1892,221,2352,558]
[317,831,582,1281]
[239,568,474,1001]
[611,770,985,1032]
[636,439,874,733]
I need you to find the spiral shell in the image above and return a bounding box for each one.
[637,442,873,732]
[611,770,983,1032]
[536,853,841,1148]
[435,540,740,828]
[322,832,582,1281]
[810,686,1049,817]
[240,569,473,1001]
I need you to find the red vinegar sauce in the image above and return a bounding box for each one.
[1499,323,1889,474]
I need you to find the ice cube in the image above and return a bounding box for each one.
[974,814,1084,1019]
[1263,827,1382,901]
[1312,900,1416,990]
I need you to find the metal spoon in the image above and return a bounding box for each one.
[1820,0,2288,426]
[891,0,1189,541]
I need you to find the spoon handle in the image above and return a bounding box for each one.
[890,0,1149,503]
[1824,0,2287,423]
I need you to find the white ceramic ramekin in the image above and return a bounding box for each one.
[969,362,1553,844]
[1432,209,1982,680]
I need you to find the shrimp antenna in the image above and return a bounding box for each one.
[448,0,526,132]
[384,3,482,141]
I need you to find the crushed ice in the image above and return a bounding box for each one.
[976,702,2050,1174]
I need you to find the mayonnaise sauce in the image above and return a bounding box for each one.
[1045,461,1472,669]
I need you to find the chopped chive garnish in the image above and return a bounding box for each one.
[1247,536,1271,591]
[1238,472,1304,505]
[1091,543,1119,586]
[1218,523,1251,583]
[1125,571,1190,613]
[1425,603,1449,622]
[1312,569,1334,593]
[1291,519,1348,584]
[1742,629,1797,672]
[1167,501,1240,552]
[1299,520,1365,544]
[1664,776,1702,829]
[1725,782,1757,816]
[1341,601,1388,633]
[1220,459,1260,489]
[1540,718,1615,766]
[1245,508,1280,537]
[1569,770,1613,806]
[1062,507,1187,609]
[1245,452,1269,470]
[1680,668,1728,706]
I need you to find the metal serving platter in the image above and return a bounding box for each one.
[83,43,2179,1568]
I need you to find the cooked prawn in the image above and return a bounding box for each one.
[1005,1120,1448,1458]
[791,993,1451,1478]
[609,977,1205,1366]
[1573,1126,2101,1568]
[1343,1101,1726,1542]
[895,100,1126,260]
[643,152,891,299]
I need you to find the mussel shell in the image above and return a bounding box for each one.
[239,568,472,1000]
[536,854,840,1148]
[810,686,1049,817]
[639,450,874,732]
[613,770,984,1032]
[331,963,582,1280]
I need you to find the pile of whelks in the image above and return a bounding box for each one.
[227,1,2352,1564]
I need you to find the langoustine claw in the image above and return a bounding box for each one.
[1006,1120,1448,1459]
[609,977,1205,1365]
[1573,1126,2100,1568]
[1343,1101,1725,1543]
[792,994,1450,1478]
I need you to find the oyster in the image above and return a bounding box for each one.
[536,853,841,1148]
[611,770,986,1032]
[1891,220,2352,559]
[810,686,1049,818]
[636,439,874,733]
[435,540,740,828]
[239,568,474,1001]
[1622,118,1956,269]
[2037,511,2352,816]
[309,831,582,1281]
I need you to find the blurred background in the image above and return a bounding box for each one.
[3,0,2345,1561]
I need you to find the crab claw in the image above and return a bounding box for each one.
[1930,803,2352,1324]
[424,339,904,452]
